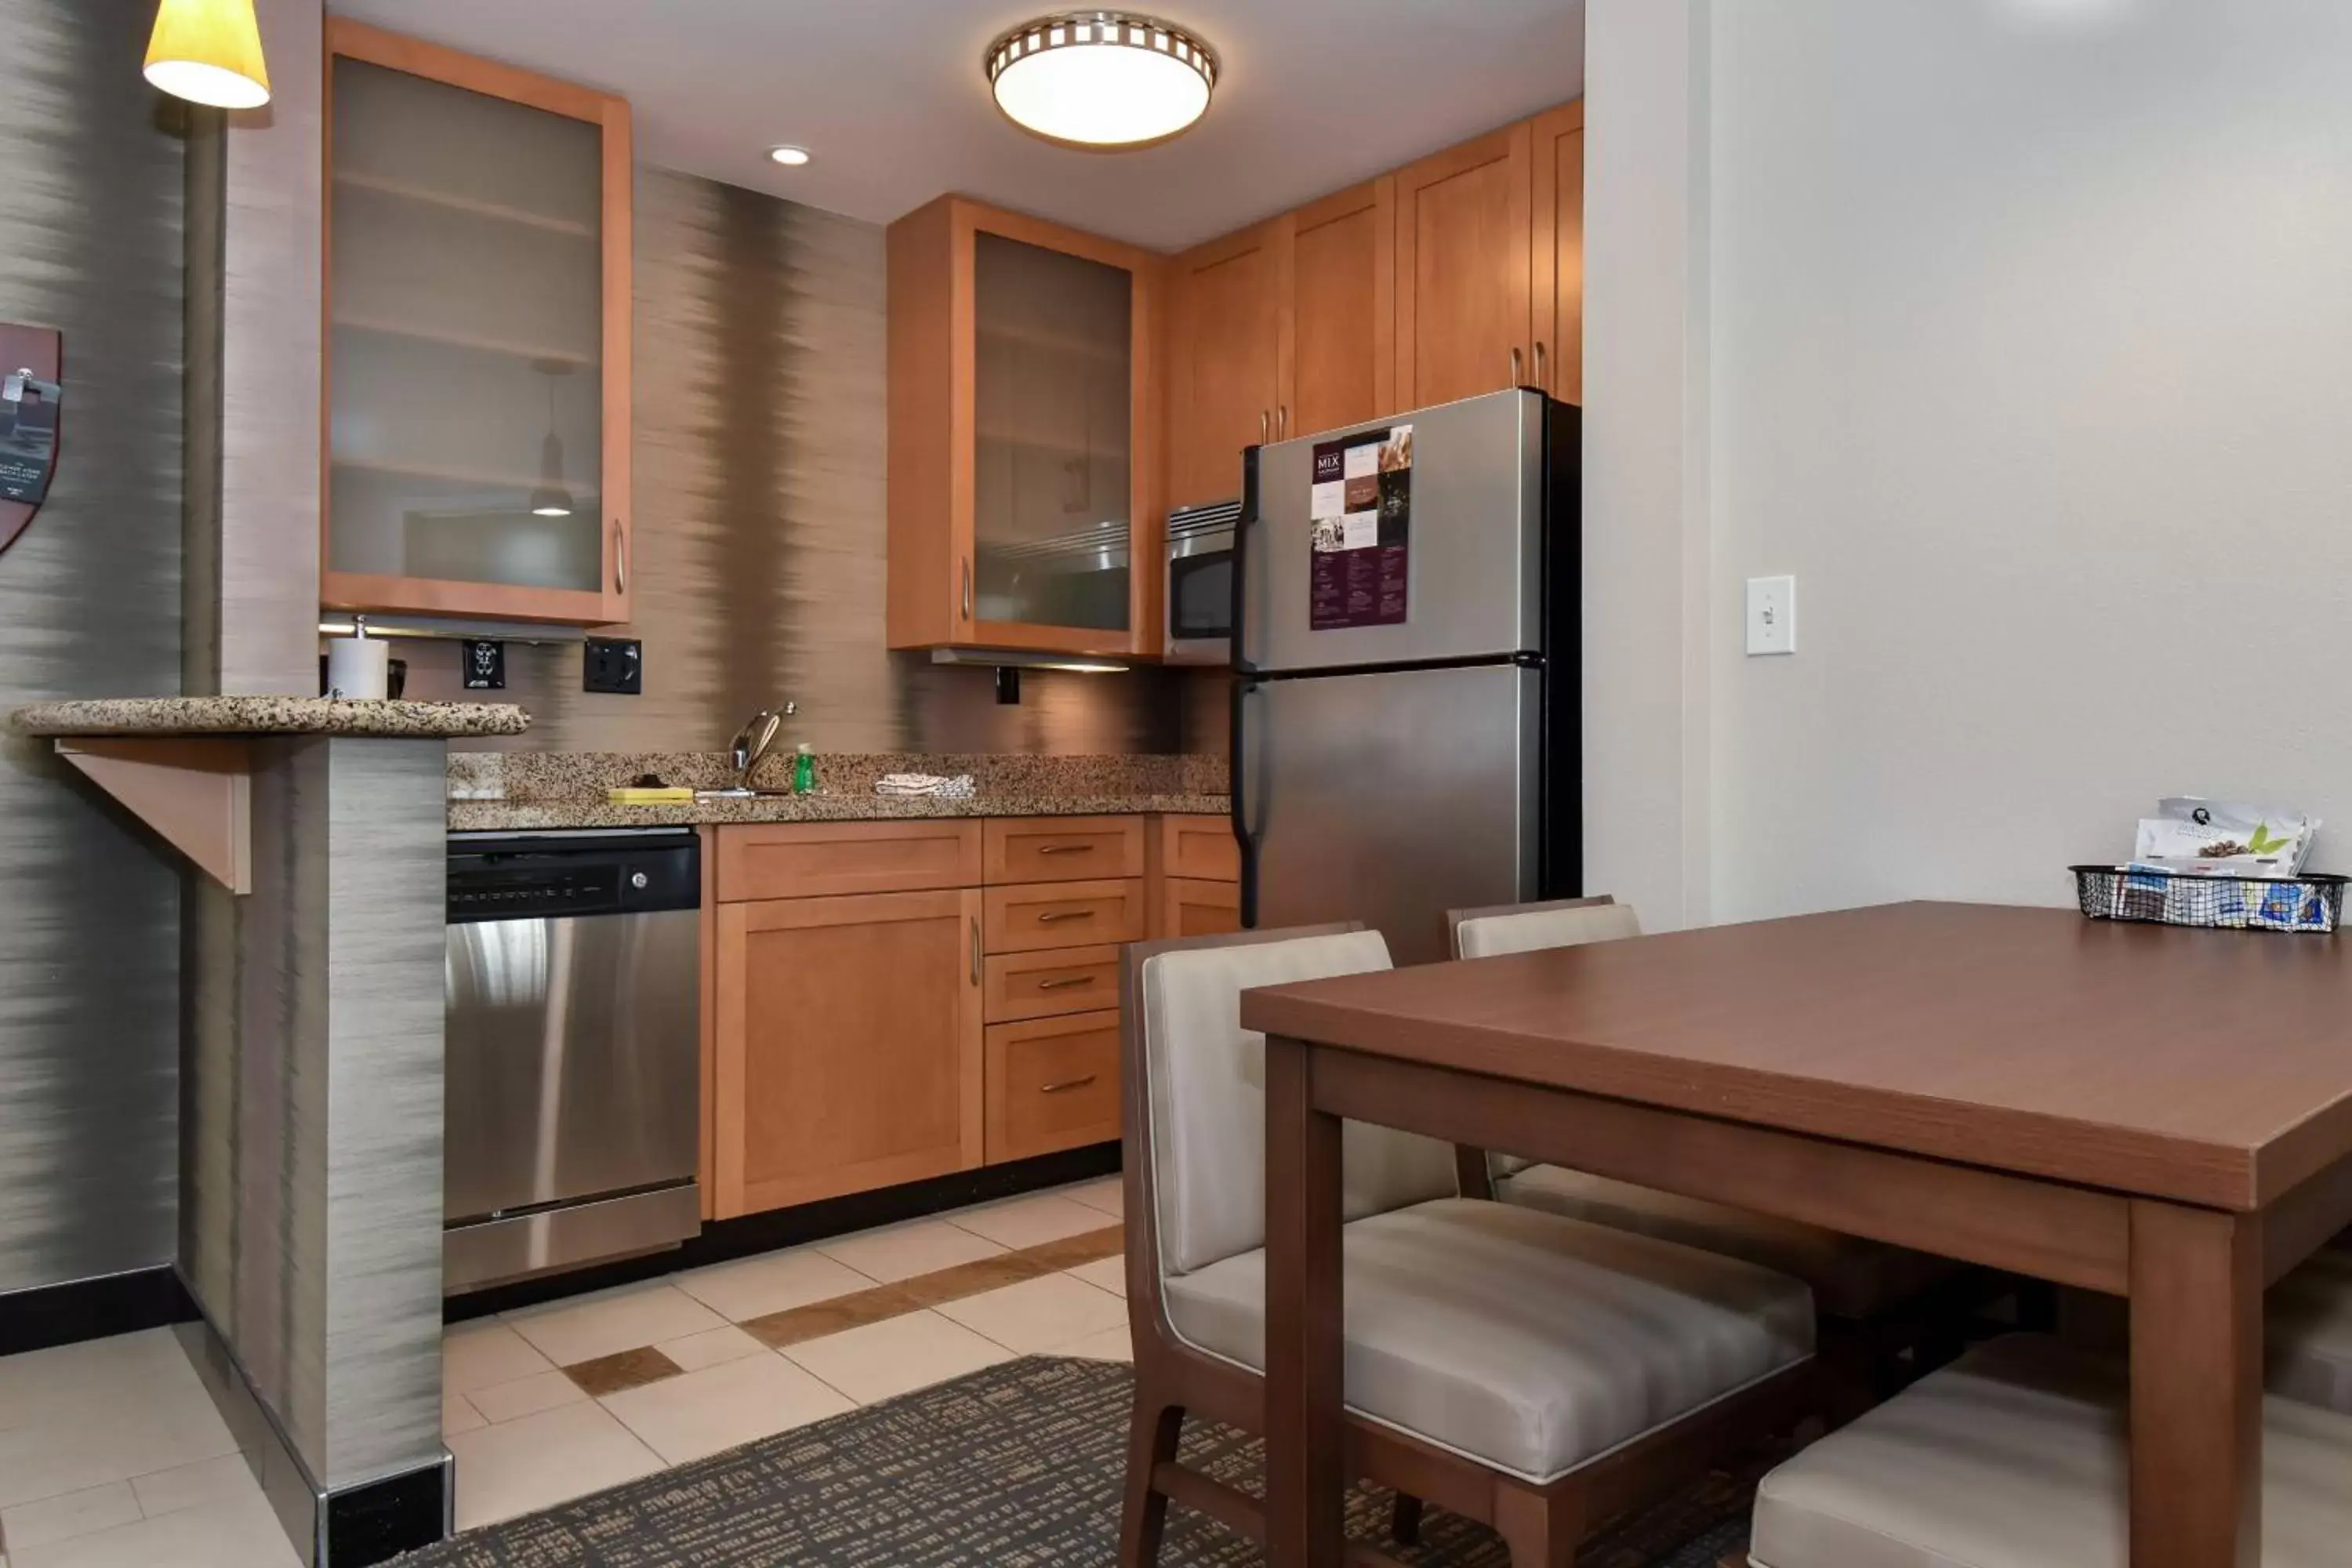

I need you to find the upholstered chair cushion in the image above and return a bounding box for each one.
[1749,1334,2352,1568]
[1160,1196,1813,1483]
[1141,930,1458,1276]
[1455,901,1642,960]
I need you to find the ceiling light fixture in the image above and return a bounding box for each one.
[767,145,811,167]
[985,11,1218,151]
[143,0,272,110]
[528,361,575,519]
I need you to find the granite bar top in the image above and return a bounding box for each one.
[448,749,1229,832]
[11,696,532,739]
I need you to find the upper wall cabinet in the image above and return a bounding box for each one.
[1394,122,1535,410]
[1165,179,1396,510]
[888,196,1164,657]
[1530,102,1586,406]
[321,22,633,625]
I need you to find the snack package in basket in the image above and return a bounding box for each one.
[2133,797,2319,877]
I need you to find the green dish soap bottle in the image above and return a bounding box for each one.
[791,741,817,796]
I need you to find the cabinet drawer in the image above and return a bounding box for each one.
[985,878,1145,953]
[1156,815,1240,882]
[717,820,982,902]
[985,944,1123,1023]
[985,1011,1121,1163]
[1160,877,1243,940]
[985,816,1145,884]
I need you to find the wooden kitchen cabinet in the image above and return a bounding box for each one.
[322,20,633,625]
[985,1011,1123,1163]
[983,944,1123,1023]
[1394,122,1535,410]
[1145,814,1243,938]
[1158,877,1242,940]
[984,877,1147,953]
[887,195,1165,656]
[983,815,1145,884]
[1282,179,1396,441]
[713,887,983,1216]
[1167,220,1284,510]
[1530,101,1586,405]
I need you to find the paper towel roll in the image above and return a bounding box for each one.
[326,634,390,700]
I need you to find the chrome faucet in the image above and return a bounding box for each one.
[702,702,796,799]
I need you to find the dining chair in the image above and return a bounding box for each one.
[1744,1333,2352,1566]
[1119,922,1821,1568]
[1446,896,1965,1413]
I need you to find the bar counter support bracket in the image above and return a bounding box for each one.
[55,737,254,895]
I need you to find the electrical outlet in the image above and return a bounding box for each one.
[460,639,506,691]
[1746,575,1796,656]
[583,637,642,695]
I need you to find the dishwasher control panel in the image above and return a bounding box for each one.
[447,833,700,924]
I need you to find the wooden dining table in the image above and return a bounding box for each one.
[1240,901,2352,1568]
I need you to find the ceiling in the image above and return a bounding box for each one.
[321,0,1586,252]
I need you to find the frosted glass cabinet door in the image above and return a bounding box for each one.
[971,232,1134,635]
[323,23,632,624]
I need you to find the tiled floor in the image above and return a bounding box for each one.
[0,1330,300,1568]
[0,1176,1129,1561]
[441,1175,1131,1529]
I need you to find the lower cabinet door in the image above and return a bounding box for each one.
[1159,876,1242,939]
[715,887,983,1216]
[985,1010,1121,1164]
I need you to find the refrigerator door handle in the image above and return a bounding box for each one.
[1232,675,1260,930]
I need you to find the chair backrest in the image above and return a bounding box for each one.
[1127,924,1459,1277]
[1447,897,1642,1178]
[1450,894,1642,960]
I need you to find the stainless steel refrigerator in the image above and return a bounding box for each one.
[1232,387,1578,964]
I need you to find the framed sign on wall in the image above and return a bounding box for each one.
[0,323,63,556]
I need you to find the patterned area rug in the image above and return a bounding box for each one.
[395,1357,1758,1566]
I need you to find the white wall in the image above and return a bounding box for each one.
[1589,0,2352,927]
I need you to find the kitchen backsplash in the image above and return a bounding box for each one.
[393,166,1218,757]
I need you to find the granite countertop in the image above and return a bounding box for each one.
[447,749,1229,832]
[11,696,532,739]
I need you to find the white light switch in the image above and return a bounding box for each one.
[1746,575,1796,655]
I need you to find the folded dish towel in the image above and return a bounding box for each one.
[874,772,976,800]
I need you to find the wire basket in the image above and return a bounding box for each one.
[2071,866,2347,935]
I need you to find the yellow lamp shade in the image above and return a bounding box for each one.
[145,0,272,110]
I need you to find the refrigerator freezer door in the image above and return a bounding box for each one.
[1242,388,1545,673]
[1240,662,1540,965]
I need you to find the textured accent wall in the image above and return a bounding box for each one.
[183,738,445,1491]
[0,0,187,1296]
[402,168,1206,755]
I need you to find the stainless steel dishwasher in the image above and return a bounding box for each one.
[444,829,701,1292]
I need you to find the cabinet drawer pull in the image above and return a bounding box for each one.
[612,520,626,594]
[960,558,973,622]
[1035,908,1095,924]
[1036,842,1095,856]
[970,915,982,985]
[1036,974,1097,991]
[1039,1075,1098,1094]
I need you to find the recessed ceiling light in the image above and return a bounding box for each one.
[767,144,811,167]
[985,11,1219,151]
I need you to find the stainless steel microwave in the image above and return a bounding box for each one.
[1163,499,1239,665]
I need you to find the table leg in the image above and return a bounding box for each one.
[2128,1200,2261,1568]
[1265,1034,1345,1568]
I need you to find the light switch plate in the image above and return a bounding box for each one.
[1746,575,1795,655]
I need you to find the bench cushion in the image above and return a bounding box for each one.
[1161,1196,1813,1483]
[1749,1334,2352,1568]
[1497,1164,1951,1322]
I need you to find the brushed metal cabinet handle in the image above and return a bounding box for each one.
[970,915,981,985]
[612,521,626,594]
[1509,346,1523,387]
[1040,1075,1098,1094]
[1534,340,1548,390]
[1036,974,1096,992]
[1277,405,1288,439]
[960,558,973,622]
[1036,908,1095,924]
[1259,409,1269,443]
[1036,842,1096,856]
